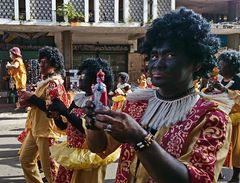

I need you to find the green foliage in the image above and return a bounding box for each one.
[56,3,84,22]
[128,16,133,23]
[19,15,25,21]
[147,16,153,24]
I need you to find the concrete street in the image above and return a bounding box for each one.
[0,104,231,183]
[0,104,116,183]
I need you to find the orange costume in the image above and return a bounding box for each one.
[7,47,27,90]
[138,74,147,89]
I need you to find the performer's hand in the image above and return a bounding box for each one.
[47,98,69,117]
[211,80,226,92]
[18,99,30,108]
[93,109,147,144]
[83,101,97,130]
[3,76,9,80]
[83,101,110,130]
[19,91,33,102]
[204,79,215,93]
[6,62,11,68]
[204,85,214,93]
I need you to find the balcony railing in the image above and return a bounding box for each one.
[0,0,174,25]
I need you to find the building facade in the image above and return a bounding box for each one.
[177,0,240,50]
[0,0,174,101]
[1,0,239,102]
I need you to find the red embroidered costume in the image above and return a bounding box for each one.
[100,90,231,183]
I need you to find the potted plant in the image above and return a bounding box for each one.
[56,2,84,26]
[70,12,84,26]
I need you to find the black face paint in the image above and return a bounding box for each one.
[148,41,194,90]
[218,60,235,78]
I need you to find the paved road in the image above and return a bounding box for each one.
[0,107,116,183]
[0,110,26,183]
[0,106,231,183]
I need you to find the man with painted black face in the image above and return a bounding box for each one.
[18,46,69,183]
[84,8,232,183]
[46,58,119,183]
[206,50,240,183]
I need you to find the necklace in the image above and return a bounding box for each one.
[141,87,199,130]
[156,86,195,101]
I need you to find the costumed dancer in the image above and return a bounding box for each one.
[116,72,131,94]
[112,72,132,111]
[203,50,240,182]
[48,58,120,183]
[18,46,69,183]
[85,8,232,183]
[137,73,147,89]
[6,47,27,108]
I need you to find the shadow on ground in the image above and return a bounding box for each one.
[0,175,25,183]
[0,117,27,120]
[0,144,20,149]
[104,180,115,183]
[10,128,25,132]
[0,134,19,138]
[0,156,21,169]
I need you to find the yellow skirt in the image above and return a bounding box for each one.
[50,141,120,170]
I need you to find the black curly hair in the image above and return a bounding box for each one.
[142,7,220,79]
[38,46,64,73]
[218,50,240,75]
[77,58,114,92]
[118,72,129,83]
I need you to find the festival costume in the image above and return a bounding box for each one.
[7,57,27,90]
[112,83,132,112]
[229,96,240,169]
[112,92,127,111]
[51,104,119,183]
[99,89,231,183]
[137,74,147,89]
[223,76,240,170]
[51,70,120,183]
[202,75,240,171]
[20,75,69,183]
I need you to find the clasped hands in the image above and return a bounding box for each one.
[46,98,69,119]
[205,79,227,93]
[83,101,147,144]
[46,99,147,144]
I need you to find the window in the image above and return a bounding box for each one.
[19,0,26,21]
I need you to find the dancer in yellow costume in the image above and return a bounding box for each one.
[47,58,119,183]
[202,50,240,182]
[6,47,27,90]
[112,72,132,111]
[19,46,69,183]
[137,73,147,89]
[213,50,240,183]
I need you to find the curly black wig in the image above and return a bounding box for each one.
[38,46,64,73]
[218,50,240,75]
[118,72,129,83]
[77,58,114,92]
[142,7,220,78]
